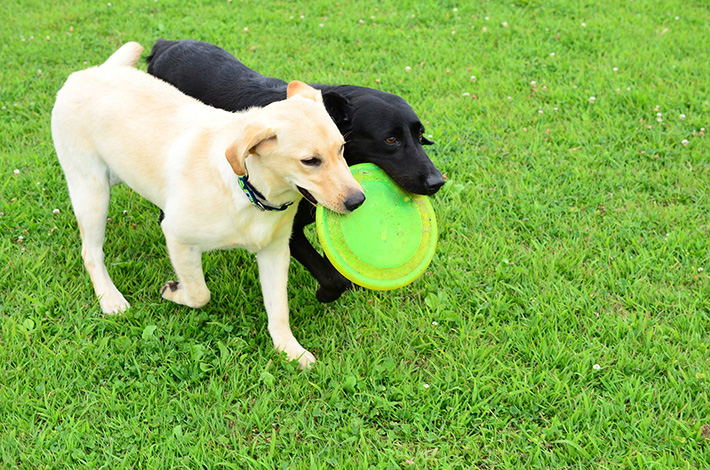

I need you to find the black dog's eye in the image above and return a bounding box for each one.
[385,136,397,145]
[301,157,321,167]
[418,131,424,142]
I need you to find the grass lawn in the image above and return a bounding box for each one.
[2,0,710,468]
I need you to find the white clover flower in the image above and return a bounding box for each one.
[679,114,686,120]
[53,209,60,215]
[589,96,596,104]
[593,364,601,370]
[682,139,689,146]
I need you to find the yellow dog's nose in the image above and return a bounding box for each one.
[344,191,366,212]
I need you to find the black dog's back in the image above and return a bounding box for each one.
[147,39,287,109]
[148,39,409,115]
[148,39,353,132]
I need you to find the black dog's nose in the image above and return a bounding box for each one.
[344,191,366,212]
[425,173,446,195]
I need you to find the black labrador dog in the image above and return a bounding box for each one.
[146,39,444,302]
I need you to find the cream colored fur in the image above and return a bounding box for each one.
[51,42,363,368]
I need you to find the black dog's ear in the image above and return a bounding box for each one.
[421,136,435,145]
[322,91,353,132]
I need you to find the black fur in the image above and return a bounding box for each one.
[147,39,445,302]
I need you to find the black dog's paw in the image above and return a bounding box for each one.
[316,286,345,303]
[316,281,351,303]
[315,279,363,303]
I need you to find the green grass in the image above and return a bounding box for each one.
[2,0,710,468]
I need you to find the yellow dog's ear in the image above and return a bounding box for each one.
[225,125,277,176]
[287,80,323,102]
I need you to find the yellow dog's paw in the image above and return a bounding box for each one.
[99,292,130,314]
[161,281,210,308]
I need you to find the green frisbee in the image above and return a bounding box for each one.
[316,163,438,290]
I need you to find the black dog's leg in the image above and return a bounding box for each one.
[290,200,353,303]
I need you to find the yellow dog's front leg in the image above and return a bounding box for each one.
[161,232,211,308]
[257,239,316,369]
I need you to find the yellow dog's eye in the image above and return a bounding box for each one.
[385,136,397,145]
[301,157,321,166]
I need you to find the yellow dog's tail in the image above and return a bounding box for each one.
[102,42,143,68]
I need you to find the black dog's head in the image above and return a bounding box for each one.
[320,87,445,196]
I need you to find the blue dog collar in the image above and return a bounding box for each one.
[238,173,293,212]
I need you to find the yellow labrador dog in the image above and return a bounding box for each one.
[51,42,364,368]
